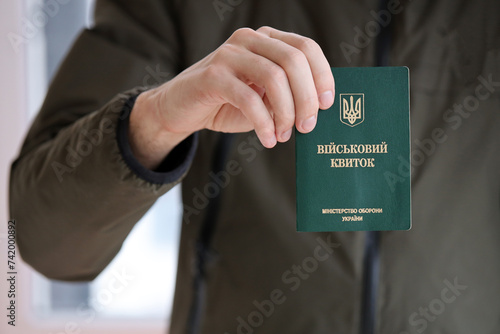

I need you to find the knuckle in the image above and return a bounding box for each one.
[257,26,272,34]
[276,111,295,128]
[213,43,237,63]
[254,118,273,132]
[201,64,222,82]
[283,49,307,67]
[318,70,335,89]
[301,95,319,113]
[231,27,255,42]
[297,37,320,54]
[317,68,334,81]
[240,89,260,106]
[266,65,288,85]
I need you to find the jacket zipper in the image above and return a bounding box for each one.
[360,0,393,333]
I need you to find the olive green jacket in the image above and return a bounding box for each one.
[10,0,500,333]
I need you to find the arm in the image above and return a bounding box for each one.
[10,0,335,281]
[9,0,191,281]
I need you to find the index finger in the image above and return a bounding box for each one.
[257,26,335,110]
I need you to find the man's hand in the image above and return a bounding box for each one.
[129,26,335,169]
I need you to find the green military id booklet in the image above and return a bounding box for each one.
[296,67,411,232]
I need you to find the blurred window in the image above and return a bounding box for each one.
[24,0,182,330]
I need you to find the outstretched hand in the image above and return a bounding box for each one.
[130,26,335,169]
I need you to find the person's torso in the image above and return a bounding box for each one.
[169,1,500,333]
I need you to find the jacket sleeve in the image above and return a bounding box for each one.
[9,0,195,281]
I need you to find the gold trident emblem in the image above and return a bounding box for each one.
[340,93,364,127]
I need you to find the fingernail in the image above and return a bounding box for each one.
[280,128,293,142]
[301,115,317,133]
[265,133,277,148]
[319,91,334,109]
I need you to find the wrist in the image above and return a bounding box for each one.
[128,88,191,170]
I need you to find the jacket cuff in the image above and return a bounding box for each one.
[116,95,198,185]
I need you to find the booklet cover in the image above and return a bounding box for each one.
[296,67,411,232]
